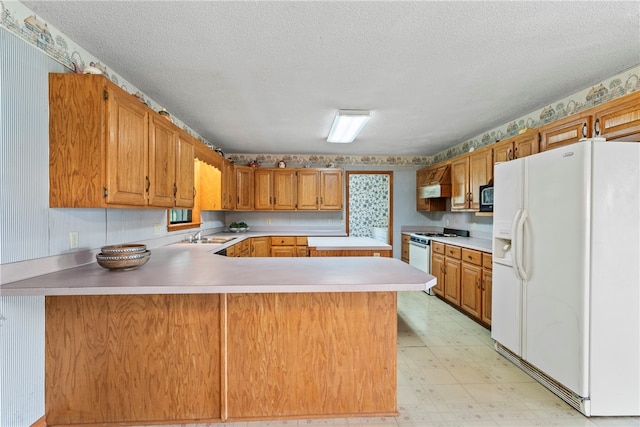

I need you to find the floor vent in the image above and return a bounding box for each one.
[495,342,591,416]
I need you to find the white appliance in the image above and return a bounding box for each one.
[491,139,640,416]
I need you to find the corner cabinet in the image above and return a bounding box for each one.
[49,73,194,208]
[451,147,493,211]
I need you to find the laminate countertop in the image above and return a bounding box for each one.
[307,236,392,250]
[0,244,434,296]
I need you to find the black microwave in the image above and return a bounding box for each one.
[479,184,493,212]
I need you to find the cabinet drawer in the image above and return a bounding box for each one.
[295,236,308,246]
[271,236,296,246]
[461,248,482,265]
[445,245,461,259]
[432,241,445,255]
[483,253,492,269]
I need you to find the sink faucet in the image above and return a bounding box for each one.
[192,231,202,242]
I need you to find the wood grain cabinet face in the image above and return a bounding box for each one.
[451,149,492,211]
[250,237,271,257]
[539,112,592,152]
[593,91,640,142]
[49,73,194,209]
[297,169,343,211]
[401,234,410,263]
[254,169,297,210]
[415,164,448,212]
[492,130,540,163]
[481,253,493,326]
[235,166,254,210]
[431,251,445,297]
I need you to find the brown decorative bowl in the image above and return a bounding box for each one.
[96,250,151,270]
[100,244,147,255]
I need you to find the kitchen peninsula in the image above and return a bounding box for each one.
[1,245,434,426]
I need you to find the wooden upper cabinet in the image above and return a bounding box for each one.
[297,169,343,211]
[416,164,448,212]
[235,166,254,210]
[451,148,492,211]
[493,130,540,163]
[104,86,150,207]
[539,111,592,152]
[593,91,640,142]
[49,73,194,209]
[175,133,195,208]
[222,159,236,210]
[319,169,343,210]
[254,169,297,210]
[148,115,177,208]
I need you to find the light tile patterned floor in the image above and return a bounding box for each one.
[147,292,640,427]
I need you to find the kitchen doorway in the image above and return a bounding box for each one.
[346,171,393,244]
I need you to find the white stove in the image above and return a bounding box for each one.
[408,228,469,295]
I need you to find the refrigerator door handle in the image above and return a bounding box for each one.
[516,209,529,281]
[511,209,523,280]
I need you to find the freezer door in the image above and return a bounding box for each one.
[493,159,524,239]
[522,141,590,398]
[491,260,522,356]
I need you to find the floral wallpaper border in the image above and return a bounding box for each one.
[3,1,639,167]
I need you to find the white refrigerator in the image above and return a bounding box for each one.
[491,139,640,416]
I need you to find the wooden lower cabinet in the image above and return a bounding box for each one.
[430,242,445,297]
[226,292,397,420]
[45,295,222,425]
[45,292,398,426]
[270,236,308,257]
[431,243,492,328]
[401,234,410,263]
[250,236,271,257]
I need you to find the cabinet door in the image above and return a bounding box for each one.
[493,140,513,163]
[296,246,308,257]
[444,258,461,305]
[235,166,253,210]
[512,132,539,159]
[175,133,195,208]
[539,112,592,152]
[250,237,271,257]
[431,252,445,297]
[460,263,482,319]
[416,169,428,211]
[469,148,493,211]
[481,268,492,326]
[297,170,319,210]
[450,156,469,211]
[319,169,343,210]
[271,246,296,257]
[254,169,273,210]
[401,235,410,263]
[222,160,236,210]
[594,91,640,142]
[105,87,149,206]
[148,115,177,207]
[273,169,297,210]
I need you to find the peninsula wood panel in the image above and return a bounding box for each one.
[45,294,222,425]
[225,292,398,420]
[308,248,392,257]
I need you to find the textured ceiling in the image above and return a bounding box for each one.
[23,1,640,156]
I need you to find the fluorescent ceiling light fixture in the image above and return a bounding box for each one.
[327,110,371,143]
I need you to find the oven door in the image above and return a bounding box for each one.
[409,241,429,272]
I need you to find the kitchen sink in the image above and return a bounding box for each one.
[190,236,237,244]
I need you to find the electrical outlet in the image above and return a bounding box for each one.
[69,231,79,249]
[154,224,162,235]
[341,219,345,225]
[472,222,477,230]
[445,219,450,226]
[328,219,333,224]
[266,218,271,224]
[373,253,380,257]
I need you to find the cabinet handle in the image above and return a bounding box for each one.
[481,279,485,290]
[507,148,512,161]
[145,176,151,193]
[514,147,518,159]
[467,255,473,259]
[477,278,481,289]
[193,186,196,197]
[594,118,600,136]
[582,122,588,138]
[173,183,177,197]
